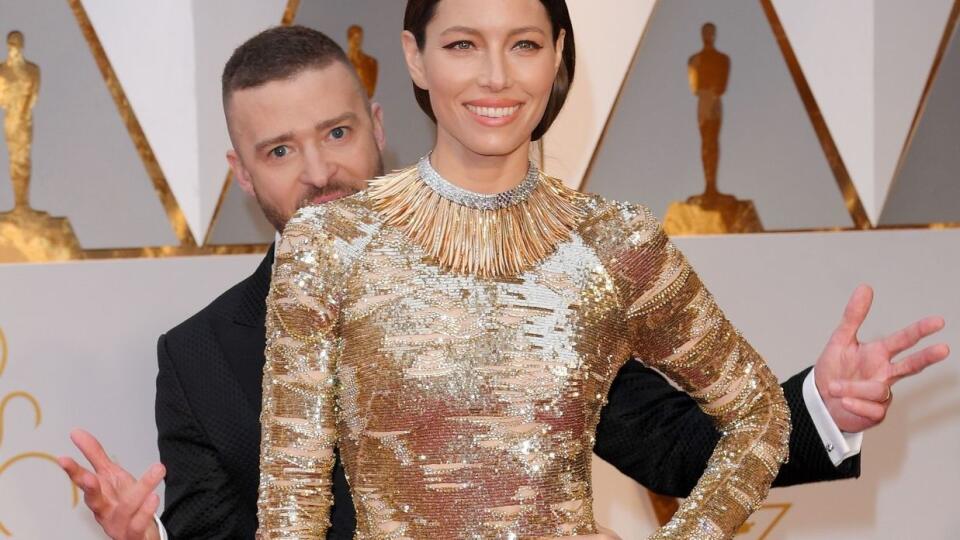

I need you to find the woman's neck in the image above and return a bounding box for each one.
[429,133,532,195]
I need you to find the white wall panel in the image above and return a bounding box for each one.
[542,0,657,188]
[773,0,954,222]
[772,0,876,221]
[874,0,955,216]
[83,0,201,239]
[82,0,287,242]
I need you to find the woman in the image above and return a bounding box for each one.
[257,0,790,538]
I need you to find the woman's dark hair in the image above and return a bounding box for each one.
[404,0,575,141]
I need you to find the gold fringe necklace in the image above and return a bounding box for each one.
[368,155,586,278]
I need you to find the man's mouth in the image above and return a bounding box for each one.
[310,191,351,205]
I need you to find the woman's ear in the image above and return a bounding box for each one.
[401,30,429,90]
[554,29,566,72]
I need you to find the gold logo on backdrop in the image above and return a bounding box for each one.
[0,31,83,263]
[0,326,79,537]
[735,503,791,539]
[663,22,763,236]
[347,24,378,98]
[649,493,791,539]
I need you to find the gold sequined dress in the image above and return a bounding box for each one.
[257,156,790,539]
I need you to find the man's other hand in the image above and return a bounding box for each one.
[58,429,164,540]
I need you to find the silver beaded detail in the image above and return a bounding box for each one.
[417,154,541,210]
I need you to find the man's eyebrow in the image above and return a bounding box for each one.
[254,132,294,153]
[253,112,359,153]
[315,112,358,133]
[440,25,547,38]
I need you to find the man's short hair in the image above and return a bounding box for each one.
[221,25,352,104]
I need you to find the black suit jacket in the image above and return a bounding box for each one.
[157,249,858,539]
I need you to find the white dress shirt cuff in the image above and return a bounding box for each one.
[154,514,168,540]
[803,368,864,466]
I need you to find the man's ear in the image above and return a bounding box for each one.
[401,30,429,90]
[370,102,386,153]
[226,149,255,198]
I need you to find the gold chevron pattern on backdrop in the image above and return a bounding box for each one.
[0,0,955,262]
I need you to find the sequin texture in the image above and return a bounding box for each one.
[257,168,790,539]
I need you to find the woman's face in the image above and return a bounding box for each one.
[403,0,564,159]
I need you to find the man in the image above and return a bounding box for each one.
[59,26,949,540]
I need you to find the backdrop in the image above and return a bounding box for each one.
[1,1,958,538]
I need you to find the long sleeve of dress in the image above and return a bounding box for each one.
[602,204,791,539]
[256,210,345,538]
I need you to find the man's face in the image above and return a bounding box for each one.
[225,62,385,231]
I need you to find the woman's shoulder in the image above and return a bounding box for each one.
[286,187,384,233]
[279,189,385,265]
[576,191,664,237]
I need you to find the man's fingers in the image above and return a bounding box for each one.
[841,397,888,423]
[882,316,945,355]
[57,456,90,483]
[69,429,115,474]
[890,343,950,382]
[75,471,111,516]
[58,456,114,516]
[59,456,110,511]
[830,285,873,345]
[59,457,101,498]
[117,463,166,520]
[828,380,889,402]
[125,493,161,540]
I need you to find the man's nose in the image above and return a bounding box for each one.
[301,149,336,188]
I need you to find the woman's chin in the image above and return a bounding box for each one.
[454,134,531,159]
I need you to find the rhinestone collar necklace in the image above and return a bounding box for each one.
[417,154,541,211]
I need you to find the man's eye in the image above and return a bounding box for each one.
[270,145,289,158]
[444,40,474,50]
[330,127,348,140]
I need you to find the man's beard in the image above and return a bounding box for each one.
[258,152,385,232]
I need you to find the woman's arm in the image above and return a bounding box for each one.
[594,363,858,497]
[601,204,790,539]
[257,211,345,538]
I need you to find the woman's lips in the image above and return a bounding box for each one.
[464,101,523,127]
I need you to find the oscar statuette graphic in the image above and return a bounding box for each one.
[347,24,378,98]
[663,23,763,236]
[0,30,82,263]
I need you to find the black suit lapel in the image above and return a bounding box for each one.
[218,245,273,412]
[184,247,273,505]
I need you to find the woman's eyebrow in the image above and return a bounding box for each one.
[440,25,547,38]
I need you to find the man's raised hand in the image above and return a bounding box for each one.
[815,285,950,433]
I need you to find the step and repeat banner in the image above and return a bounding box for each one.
[1,1,958,538]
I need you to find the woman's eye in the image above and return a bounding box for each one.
[270,145,289,158]
[515,40,542,51]
[444,40,474,50]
